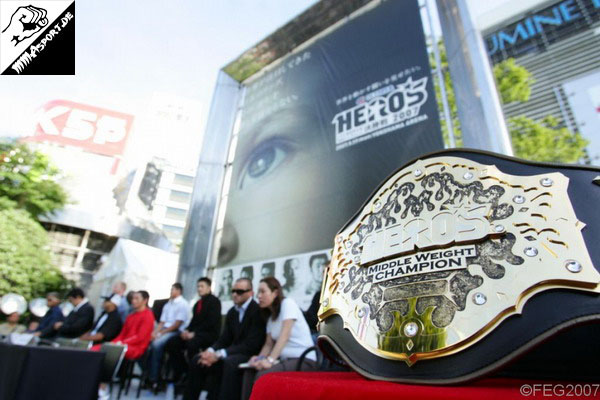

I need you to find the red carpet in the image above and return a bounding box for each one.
[250,371,600,400]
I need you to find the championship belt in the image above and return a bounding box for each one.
[318,149,600,384]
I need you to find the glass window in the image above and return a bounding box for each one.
[47,225,84,247]
[169,190,191,204]
[173,174,194,187]
[86,232,118,252]
[165,207,187,221]
[51,247,78,268]
[81,252,103,271]
[163,224,184,237]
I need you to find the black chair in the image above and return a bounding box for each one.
[295,346,322,371]
[100,343,127,383]
[296,337,350,372]
[118,349,172,397]
[117,351,150,399]
[97,343,127,399]
[151,299,169,322]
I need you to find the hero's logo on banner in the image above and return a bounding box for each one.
[0,1,75,75]
[26,100,134,156]
[332,76,429,150]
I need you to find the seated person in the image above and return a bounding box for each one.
[111,290,155,360]
[26,316,40,333]
[0,311,26,335]
[166,277,221,382]
[95,291,155,400]
[53,287,95,338]
[111,281,130,323]
[303,290,320,335]
[34,292,65,338]
[84,294,123,345]
[147,283,189,387]
[124,291,135,317]
[242,277,316,400]
[183,278,265,400]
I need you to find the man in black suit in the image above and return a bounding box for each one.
[183,277,265,400]
[53,287,95,338]
[166,277,221,381]
[80,294,123,344]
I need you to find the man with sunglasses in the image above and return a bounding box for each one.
[183,278,265,400]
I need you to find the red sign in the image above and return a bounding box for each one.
[26,100,134,156]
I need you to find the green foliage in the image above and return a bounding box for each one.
[509,115,589,163]
[431,41,588,163]
[493,58,534,104]
[0,142,71,301]
[0,143,68,218]
[0,196,17,211]
[0,208,70,299]
[430,41,462,147]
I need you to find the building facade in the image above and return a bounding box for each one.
[483,0,600,163]
[23,93,203,288]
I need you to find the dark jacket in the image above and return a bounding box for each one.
[213,299,265,358]
[188,293,221,347]
[152,298,169,322]
[38,306,65,338]
[91,309,122,343]
[303,290,320,334]
[58,301,94,338]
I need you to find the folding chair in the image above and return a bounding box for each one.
[99,342,127,397]
[117,350,150,399]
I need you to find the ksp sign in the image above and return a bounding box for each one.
[29,100,134,156]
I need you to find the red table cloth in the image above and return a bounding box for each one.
[249,371,600,400]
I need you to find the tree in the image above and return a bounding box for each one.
[0,142,71,301]
[493,58,534,104]
[0,142,68,218]
[509,116,588,163]
[0,208,70,299]
[430,43,462,147]
[431,42,588,163]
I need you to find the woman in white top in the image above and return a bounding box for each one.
[241,277,317,400]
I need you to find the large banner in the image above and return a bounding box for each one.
[215,249,330,311]
[213,0,443,311]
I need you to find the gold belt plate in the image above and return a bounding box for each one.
[319,156,600,365]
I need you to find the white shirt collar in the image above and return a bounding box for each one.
[73,298,88,312]
[235,296,252,312]
[169,295,183,304]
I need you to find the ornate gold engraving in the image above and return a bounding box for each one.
[319,156,599,365]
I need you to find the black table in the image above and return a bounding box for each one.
[0,342,104,400]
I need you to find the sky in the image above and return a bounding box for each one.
[0,0,321,136]
[0,0,543,165]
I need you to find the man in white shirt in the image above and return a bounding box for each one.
[147,283,189,388]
